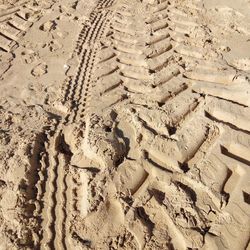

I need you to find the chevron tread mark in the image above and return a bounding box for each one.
[25,0,250,248]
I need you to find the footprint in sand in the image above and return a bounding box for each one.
[21,49,39,64]
[39,20,57,32]
[48,40,62,52]
[31,63,48,77]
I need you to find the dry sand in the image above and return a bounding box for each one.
[0,0,250,249]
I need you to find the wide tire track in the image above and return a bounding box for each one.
[29,0,250,249]
[32,0,117,249]
[73,0,250,249]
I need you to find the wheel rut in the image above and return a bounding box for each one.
[29,0,250,249]
[31,0,117,249]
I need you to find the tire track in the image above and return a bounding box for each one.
[27,0,250,249]
[0,4,42,79]
[40,134,59,249]
[0,6,39,52]
[79,0,250,249]
[35,1,117,249]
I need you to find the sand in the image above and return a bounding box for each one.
[0,0,250,249]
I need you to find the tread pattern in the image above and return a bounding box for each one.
[27,0,250,249]
[0,3,41,77]
[31,1,117,249]
[75,0,250,249]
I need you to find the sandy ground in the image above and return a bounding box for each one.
[0,0,250,249]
